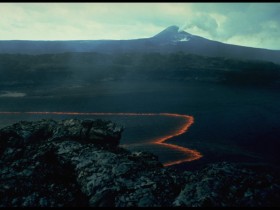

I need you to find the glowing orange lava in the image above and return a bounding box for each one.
[0,111,203,166]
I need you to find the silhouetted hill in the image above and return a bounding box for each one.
[0,25,279,64]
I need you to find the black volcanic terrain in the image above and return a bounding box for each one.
[1,26,280,207]
[1,119,279,207]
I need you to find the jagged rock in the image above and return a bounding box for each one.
[0,119,182,207]
[173,162,280,207]
[0,119,280,207]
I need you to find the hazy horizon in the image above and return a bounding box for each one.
[0,3,280,50]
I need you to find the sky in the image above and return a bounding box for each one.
[0,3,279,50]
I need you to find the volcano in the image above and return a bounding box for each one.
[0,25,279,64]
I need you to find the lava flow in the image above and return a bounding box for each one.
[0,111,203,167]
[154,113,202,167]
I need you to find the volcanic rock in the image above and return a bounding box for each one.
[0,119,279,207]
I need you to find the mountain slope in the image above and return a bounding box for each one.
[0,25,279,64]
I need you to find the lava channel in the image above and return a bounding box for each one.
[0,111,203,166]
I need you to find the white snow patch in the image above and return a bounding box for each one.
[178,37,190,42]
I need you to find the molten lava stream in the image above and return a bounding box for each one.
[153,114,202,167]
[0,111,203,167]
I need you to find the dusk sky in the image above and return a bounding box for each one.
[0,3,279,50]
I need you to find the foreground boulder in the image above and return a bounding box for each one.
[0,119,182,207]
[0,119,280,207]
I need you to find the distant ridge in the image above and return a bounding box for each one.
[0,25,279,64]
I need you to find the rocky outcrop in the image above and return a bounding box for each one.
[174,162,280,207]
[0,119,182,207]
[0,119,280,207]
